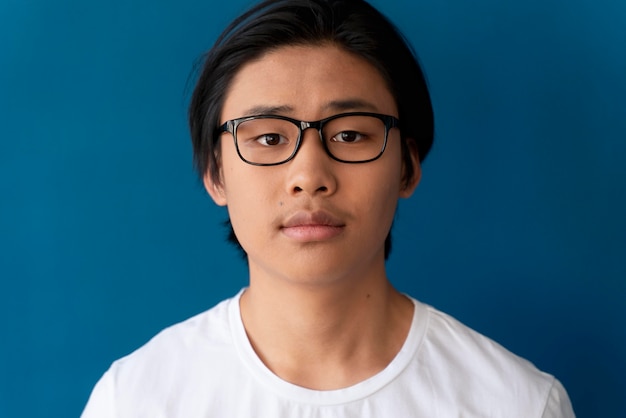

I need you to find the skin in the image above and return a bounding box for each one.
[205,44,421,390]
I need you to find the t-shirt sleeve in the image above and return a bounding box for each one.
[81,369,116,418]
[541,378,575,418]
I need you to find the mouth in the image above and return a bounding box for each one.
[281,210,345,241]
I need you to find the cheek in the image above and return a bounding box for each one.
[348,157,402,217]
[221,164,279,251]
[365,154,404,219]
[221,146,265,202]
[224,185,265,255]
[368,182,400,226]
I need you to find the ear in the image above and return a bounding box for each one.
[399,137,422,198]
[203,172,227,206]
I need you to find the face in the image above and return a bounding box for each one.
[205,44,420,286]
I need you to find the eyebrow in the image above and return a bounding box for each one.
[323,99,379,113]
[240,98,380,119]
[242,105,294,117]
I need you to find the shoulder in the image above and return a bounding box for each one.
[421,303,548,382]
[82,295,242,417]
[112,295,235,377]
[410,300,574,417]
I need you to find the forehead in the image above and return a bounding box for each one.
[220,44,397,122]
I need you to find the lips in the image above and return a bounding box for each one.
[281,210,345,241]
[282,211,344,228]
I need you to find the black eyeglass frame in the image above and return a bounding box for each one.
[217,111,400,166]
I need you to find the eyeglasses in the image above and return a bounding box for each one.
[217,112,400,166]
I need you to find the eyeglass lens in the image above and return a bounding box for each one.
[235,115,387,164]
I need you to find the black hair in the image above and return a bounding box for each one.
[189,0,434,260]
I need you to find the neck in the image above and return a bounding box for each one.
[240,261,414,390]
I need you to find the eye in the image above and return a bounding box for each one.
[331,131,365,143]
[256,133,288,146]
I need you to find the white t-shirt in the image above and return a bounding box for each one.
[82,290,575,417]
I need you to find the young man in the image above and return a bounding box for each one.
[83,0,575,416]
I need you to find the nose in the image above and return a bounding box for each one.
[285,128,337,196]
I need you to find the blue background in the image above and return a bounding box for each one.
[1,0,624,416]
